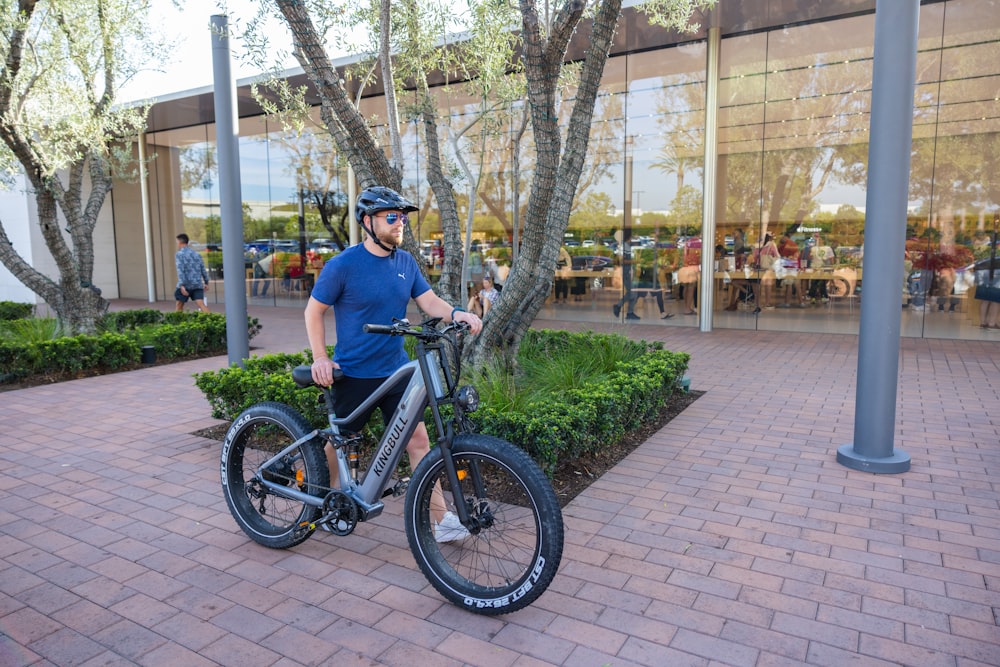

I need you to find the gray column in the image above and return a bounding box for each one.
[138,134,155,303]
[699,26,721,331]
[837,0,919,473]
[211,14,249,366]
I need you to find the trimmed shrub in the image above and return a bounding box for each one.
[194,351,326,424]
[473,346,688,474]
[0,309,262,384]
[192,330,689,476]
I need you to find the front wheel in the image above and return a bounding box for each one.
[404,434,564,615]
[221,402,329,549]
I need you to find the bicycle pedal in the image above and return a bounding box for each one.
[382,477,410,498]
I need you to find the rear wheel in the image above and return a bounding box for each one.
[221,402,329,549]
[404,434,564,615]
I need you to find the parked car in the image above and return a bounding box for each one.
[571,255,613,271]
[246,238,300,253]
[245,238,273,253]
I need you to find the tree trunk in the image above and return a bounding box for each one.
[466,0,622,364]
[415,72,463,304]
[0,172,109,333]
[277,0,443,276]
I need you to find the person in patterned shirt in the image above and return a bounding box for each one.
[174,233,210,312]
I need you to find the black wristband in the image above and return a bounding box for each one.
[451,306,465,320]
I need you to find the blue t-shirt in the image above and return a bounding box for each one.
[311,245,431,378]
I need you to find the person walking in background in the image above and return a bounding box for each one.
[252,251,274,297]
[174,233,210,312]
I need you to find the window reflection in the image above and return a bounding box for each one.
[131,2,999,339]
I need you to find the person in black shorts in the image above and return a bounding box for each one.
[305,186,483,541]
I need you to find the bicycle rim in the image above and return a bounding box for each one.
[405,435,563,614]
[221,403,327,548]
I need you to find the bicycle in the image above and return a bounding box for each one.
[221,317,564,615]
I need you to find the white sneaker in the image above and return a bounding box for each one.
[435,511,470,543]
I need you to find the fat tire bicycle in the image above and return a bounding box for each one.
[221,318,564,615]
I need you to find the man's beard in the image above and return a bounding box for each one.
[376,227,402,248]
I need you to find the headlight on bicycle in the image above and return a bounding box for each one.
[456,385,480,413]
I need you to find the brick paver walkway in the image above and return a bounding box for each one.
[1,302,998,666]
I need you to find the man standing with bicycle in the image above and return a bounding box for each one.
[304,186,482,542]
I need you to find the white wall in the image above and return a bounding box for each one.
[0,173,38,305]
[0,171,121,307]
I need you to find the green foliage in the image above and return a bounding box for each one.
[192,329,689,477]
[0,309,263,385]
[0,332,140,379]
[471,330,686,474]
[36,333,140,373]
[99,308,166,332]
[194,351,328,425]
[0,317,65,344]
[98,309,262,345]
[202,251,224,271]
[0,302,34,321]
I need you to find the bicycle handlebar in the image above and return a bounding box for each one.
[363,318,468,339]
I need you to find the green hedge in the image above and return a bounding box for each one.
[0,332,139,378]
[192,330,689,476]
[0,309,261,383]
[0,301,34,321]
[474,348,688,474]
[194,351,327,425]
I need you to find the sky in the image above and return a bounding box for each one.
[120,1,298,103]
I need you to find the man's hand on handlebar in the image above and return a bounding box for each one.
[453,309,482,334]
[311,356,339,387]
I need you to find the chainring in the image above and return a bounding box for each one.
[320,490,359,536]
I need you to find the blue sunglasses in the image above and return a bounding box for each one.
[376,212,409,225]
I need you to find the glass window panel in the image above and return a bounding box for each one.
[912,0,1000,336]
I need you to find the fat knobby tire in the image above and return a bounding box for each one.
[404,434,564,615]
[221,402,329,549]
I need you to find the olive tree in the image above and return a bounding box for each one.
[0,0,160,333]
[466,0,714,363]
[259,0,713,364]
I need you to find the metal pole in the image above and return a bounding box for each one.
[622,137,633,308]
[137,134,155,302]
[699,26,721,330]
[838,0,919,473]
[348,167,359,246]
[210,14,249,367]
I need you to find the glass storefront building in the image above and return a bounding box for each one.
[109,0,1000,340]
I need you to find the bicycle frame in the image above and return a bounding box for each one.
[253,335,458,523]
